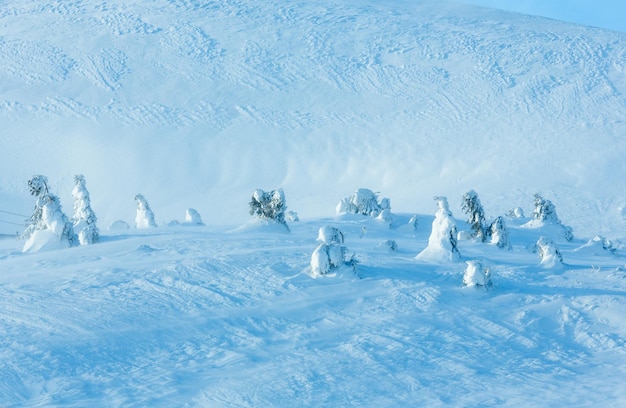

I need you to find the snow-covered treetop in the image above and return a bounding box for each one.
[434,196,451,215]
[134,194,151,209]
[74,174,86,187]
[317,226,344,245]
[337,188,390,217]
[28,175,49,197]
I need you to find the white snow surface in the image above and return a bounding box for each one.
[2,0,626,405]
[2,216,626,406]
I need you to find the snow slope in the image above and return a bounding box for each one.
[2,214,626,406]
[2,0,626,406]
[1,0,626,236]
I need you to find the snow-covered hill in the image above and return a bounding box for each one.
[2,0,626,406]
[1,0,625,236]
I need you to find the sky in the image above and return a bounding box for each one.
[459,0,626,33]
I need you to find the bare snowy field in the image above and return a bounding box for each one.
[1,0,626,406]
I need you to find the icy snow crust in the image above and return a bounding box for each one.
[2,0,626,405]
[2,216,626,406]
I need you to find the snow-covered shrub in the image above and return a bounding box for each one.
[185,208,204,225]
[72,175,99,245]
[134,194,157,228]
[461,190,487,241]
[286,211,299,222]
[416,197,460,262]
[531,194,573,241]
[408,215,419,230]
[317,226,344,245]
[463,260,492,288]
[489,216,510,249]
[109,220,130,231]
[336,188,389,217]
[507,207,525,219]
[574,235,618,256]
[536,236,563,267]
[593,235,617,255]
[311,245,331,275]
[311,226,355,276]
[379,239,398,251]
[22,175,78,252]
[249,188,288,228]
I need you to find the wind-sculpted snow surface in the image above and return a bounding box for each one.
[1,217,626,406]
[1,0,626,236]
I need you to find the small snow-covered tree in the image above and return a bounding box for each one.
[311,226,356,276]
[72,174,99,245]
[416,197,460,262]
[532,194,573,241]
[461,190,487,241]
[536,236,563,267]
[336,188,389,217]
[185,208,204,225]
[22,175,49,240]
[134,194,157,228]
[463,260,492,288]
[22,175,77,251]
[489,216,510,249]
[533,194,558,223]
[249,188,288,228]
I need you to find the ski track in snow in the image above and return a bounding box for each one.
[1,215,626,406]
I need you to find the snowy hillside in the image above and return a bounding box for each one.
[2,0,626,406]
[1,0,626,236]
[2,213,626,406]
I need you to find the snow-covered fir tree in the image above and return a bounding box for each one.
[22,175,77,251]
[489,216,510,249]
[532,194,574,241]
[336,188,390,217]
[533,194,558,223]
[71,174,99,245]
[463,260,492,288]
[184,208,204,225]
[416,196,460,262]
[461,190,487,241]
[134,194,157,228]
[249,188,288,229]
